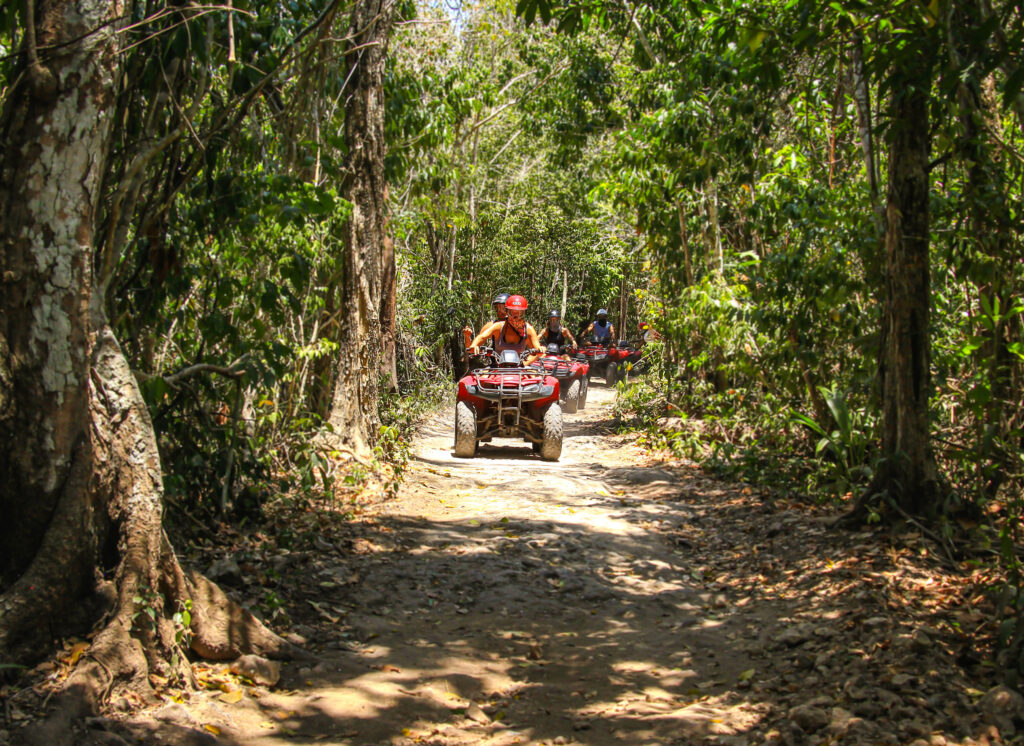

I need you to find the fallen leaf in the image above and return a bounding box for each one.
[220,689,244,704]
[68,642,90,666]
[739,668,755,681]
[204,724,221,735]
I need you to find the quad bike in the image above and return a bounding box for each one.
[575,343,619,385]
[454,349,563,461]
[534,343,589,414]
[607,340,644,379]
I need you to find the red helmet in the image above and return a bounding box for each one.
[505,295,527,312]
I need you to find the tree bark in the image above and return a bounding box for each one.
[0,0,292,723]
[856,46,946,521]
[326,0,398,452]
[380,186,399,393]
[676,201,693,286]
[447,224,458,291]
[706,179,723,275]
[849,31,885,249]
[0,0,110,591]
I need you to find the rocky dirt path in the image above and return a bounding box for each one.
[114,384,1011,746]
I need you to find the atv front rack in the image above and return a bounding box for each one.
[464,367,556,429]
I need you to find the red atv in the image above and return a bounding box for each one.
[454,349,563,460]
[575,344,619,385]
[607,340,644,378]
[534,344,589,413]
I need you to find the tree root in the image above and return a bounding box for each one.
[834,476,962,570]
[5,326,306,743]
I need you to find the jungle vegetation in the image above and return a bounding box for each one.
[3,0,1024,713]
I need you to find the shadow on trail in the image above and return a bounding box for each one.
[109,382,986,744]
[115,473,973,745]
[185,507,785,744]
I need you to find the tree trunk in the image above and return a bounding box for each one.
[618,263,630,342]
[380,191,398,393]
[856,46,945,522]
[446,224,458,291]
[561,269,568,319]
[706,180,723,275]
[326,0,398,453]
[676,201,694,286]
[0,0,109,591]
[849,31,885,288]
[0,0,292,727]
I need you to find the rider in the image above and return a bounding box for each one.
[465,292,509,363]
[491,292,510,323]
[469,294,543,363]
[584,309,616,346]
[539,310,576,353]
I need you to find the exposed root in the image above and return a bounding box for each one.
[6,326,304,741]
[164,538,304,661]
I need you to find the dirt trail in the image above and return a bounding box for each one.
[119,384,999,746]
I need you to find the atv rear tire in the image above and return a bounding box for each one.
[539,404,563,461]
[606,362,618,385]
[579,377,588,409]
[564,379,581,414]
[454,401,477,457]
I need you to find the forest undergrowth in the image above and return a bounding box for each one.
[614,355,1024,692]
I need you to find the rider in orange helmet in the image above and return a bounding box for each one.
[469,294,543,363]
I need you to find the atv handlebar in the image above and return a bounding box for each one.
[466,348,543,363]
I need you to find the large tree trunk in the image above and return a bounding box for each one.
[855,47,945,522]
[0,0,120,632]
[327,0,398,450]
[0,0,291,729]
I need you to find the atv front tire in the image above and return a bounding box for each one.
[579,377,588,409]
[606,362,618,385]
[564,379,580,414]
[454,401,477,457]
[539,404,563,461]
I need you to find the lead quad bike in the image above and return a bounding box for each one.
[576,343,619,385]
[455,349,563,460]
[534,343,589,413]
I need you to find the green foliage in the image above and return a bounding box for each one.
[131,583,163,636]
[8,0,1024,681]
[790,387,875,498]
